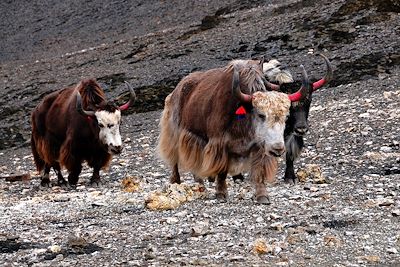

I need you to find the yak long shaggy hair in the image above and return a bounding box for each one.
[31,79,112,176]
[158,59,280,183]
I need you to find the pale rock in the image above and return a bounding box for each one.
[49,245,62,253]
[391,209,400,216]
[387,247,398,254]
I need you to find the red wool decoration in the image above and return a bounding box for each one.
[235,106,246,120]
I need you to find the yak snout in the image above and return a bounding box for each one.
[294,125,308,136]
[269,143,285,157]
[109,144,123,155]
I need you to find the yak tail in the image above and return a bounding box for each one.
[31,134,45,173]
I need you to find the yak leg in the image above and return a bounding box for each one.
[40,165,51,187]
[67,165,82,187]
[192,174,204,185]
[215,172,228,201]
[90,167,101,185]
[254,181,270,205]
[251,154,277,205]
[169,164,181,184]
[284,157,296,184]
[53,164,67,185]
[284,135,304,184]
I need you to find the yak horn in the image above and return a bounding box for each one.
[287,65,311,102]
[119,81,137,111]
[232,66,252,103]
[313,53,333,91]
[263,77,281,91]
[76,92,96,117]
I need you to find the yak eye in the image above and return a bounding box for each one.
[258,114,266,120]
[99,123,104,128]
[107,124,113,128]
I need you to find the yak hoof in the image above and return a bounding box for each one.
[215,192,227,202]
[256,196,271,205]
[169,177,181,184]
[284,176,296,185]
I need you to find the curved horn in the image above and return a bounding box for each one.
[313,53,333,91]
[263,77,281,91]
[232,66,252,103]
[76,92,95,117]
[288,65,311,102]
[119,81,137,111]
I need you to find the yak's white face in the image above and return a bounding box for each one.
[263,59,294,84]
[251,91,291,157]
[95,110,122,154]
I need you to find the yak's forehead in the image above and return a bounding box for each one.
[252,91,291,123]
[95,110,121,125]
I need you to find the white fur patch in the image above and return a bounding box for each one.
[285,134,302,161]
[252,91,291,154]
[263,59,294,84]
[95,110,122,149]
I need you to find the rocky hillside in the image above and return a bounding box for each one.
[0,0,398,149]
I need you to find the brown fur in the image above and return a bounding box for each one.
[158,60,291,201]
[31,79,114,185]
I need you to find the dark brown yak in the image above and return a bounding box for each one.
[31,79,136,186]
[158,59,312,204]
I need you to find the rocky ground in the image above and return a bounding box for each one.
[0,0,399,266]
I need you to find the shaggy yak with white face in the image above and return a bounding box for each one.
[157,58,312,204]
[231,54,333,183]
[31,79,136,186]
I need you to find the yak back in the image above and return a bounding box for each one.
[35,79,106,141]
[175,60,265,141]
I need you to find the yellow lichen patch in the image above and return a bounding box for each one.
[296,164,326,184]
[253,238,272,255]
[324,235,341,247]
[145,183,207,211]
[121,176,141,193]
[357,255,380,263]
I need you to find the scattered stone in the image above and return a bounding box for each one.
[252,238,271,255]
[324,235,341,247]
[296,164,327,184]
[270,222,284,232]
[391,209,400,216]
[190,221,210,237]
[121,176,141,192]
[145,183,207,210]
[386,247,398,254]
[357,255,380,263]
[49,245,62,254]
[0,173,30,182]
[377,198,395,206]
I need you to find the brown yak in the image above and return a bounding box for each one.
[31,79,135,186]
[157,58,312,204]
